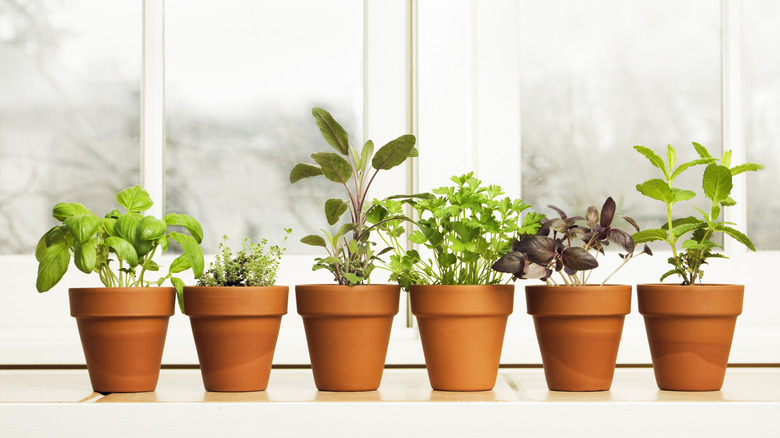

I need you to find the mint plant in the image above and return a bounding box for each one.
[35,185,204,310]
[631,142,763,284]
[492,197,650,285]
[197,231,290,287]
[373,173,542,290]
[289,107,418,285]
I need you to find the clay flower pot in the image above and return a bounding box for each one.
[183,286,289,392]
[410,284,514,391]
[637,283,744,391]
[295,284,400,391]
[69,287,175,393]
[526,284,631,391]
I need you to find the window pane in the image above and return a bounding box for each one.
[165,0,363,253]
[0,0,141,254]
[518,0,721,229]
[744,0,780,250]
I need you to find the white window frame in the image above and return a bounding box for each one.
[3,0,778,366]
[413,0,780,364]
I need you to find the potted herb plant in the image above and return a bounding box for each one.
[289,107,418,391]
[35,185,204,393]
[631,142,763,391]
[374,173,541,391]
[183,232,290,392]
[492,197,650,391]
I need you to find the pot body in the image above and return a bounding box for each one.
[69,287,175,393]
[184,286,289,392]
[410,284,514,391]
[637,283,744,391]
[526,284,631,391]
[296,284,400,391]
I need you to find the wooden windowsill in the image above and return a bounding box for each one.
[2,368,779,437]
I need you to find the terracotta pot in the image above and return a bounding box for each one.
[637,283,744,391]
[296,284,400,391]
[69,287,175,393]
[184,286,288,392]
[410,284,514,391]
[526,284,631,391]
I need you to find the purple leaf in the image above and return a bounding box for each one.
[607,228,635,253]
[561,247,599,271]
[525,263,549,279]
[517,235,556,264]
[547,218,569,234]
[600,197,616,228]
[547,204,567,219]
[492,251,525,274]
[622,216,640,232]
[586,206,599,224]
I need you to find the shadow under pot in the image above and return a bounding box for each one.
[410,284,514,392]
[525,284,631,392]
[69,287,175,393]
[183,286,289,392]
[637,283,744,391]
[295,284,400,391]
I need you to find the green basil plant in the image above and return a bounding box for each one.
[35,185,204,310]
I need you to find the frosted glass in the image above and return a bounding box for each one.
[0,0,141,254]
[165,0,363,253]
[518,0,721,232]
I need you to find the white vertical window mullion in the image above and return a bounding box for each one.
[722,0,747,255]
[141,0,166,218]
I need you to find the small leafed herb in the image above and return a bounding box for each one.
[35,185,205,310]
[290,107,419,285]
[632,142,763,285]
[492,197,650,285]
[197,231,290,287]
[373,172,543,290]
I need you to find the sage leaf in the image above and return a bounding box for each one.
[325,199,349,225]
[290,163,324,183]
[311,152,352,184]
[312,107,350,155]
[300,234,328,248]
[372,134,416,170]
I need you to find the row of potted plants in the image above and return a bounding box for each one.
[34,108,762,394]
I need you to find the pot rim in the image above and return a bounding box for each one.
[183,285,289,317]
[69,287,175,317]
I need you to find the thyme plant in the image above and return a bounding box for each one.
[197,231,290,287]
[632,142,763,284]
